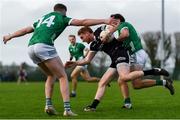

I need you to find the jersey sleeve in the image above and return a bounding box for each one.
[118,22,129,33]
[90,26,104,52]
[90,41,100,52]
[63,16,72,26]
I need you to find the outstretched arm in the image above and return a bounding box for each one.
[3,26,34,44]
[65,51,96,68]
[70,18,118,26]
[76,51,96,65]
[100,20,120,43]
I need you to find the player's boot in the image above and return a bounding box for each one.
[153,68,169,76]
[122,103,132,109]
[44,105,58,115]
[70,92,76,97]
[84,105,96,112]
[63,110,78,116]
[165,78,175,95]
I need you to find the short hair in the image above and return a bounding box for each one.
[54,3,67,11]
[78,27,93,35]
[68,35,76,38]
[110,14,125,22]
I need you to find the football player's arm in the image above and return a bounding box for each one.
[84,48,89,57]
[3,26,34,44]
[116,28,129,41]
[69,18,118,26]
[76,51,96,65]
[100,21,120,43]
[65,51,96,68]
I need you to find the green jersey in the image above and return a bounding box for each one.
[116,22,143,54]
[68,43,85,61]
[28,12,72,46]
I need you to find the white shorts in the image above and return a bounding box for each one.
[28,43,58,64]
[130,49,148,67]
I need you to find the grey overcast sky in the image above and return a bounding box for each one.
[0,0,180,66]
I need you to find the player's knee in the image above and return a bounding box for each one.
[58,73,68,81]
[98,81,106,88]
[70,74,74,78]
[71,73,77,79]
[118,78,126,85]
[118,75,128,83]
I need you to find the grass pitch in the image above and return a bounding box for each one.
[0,81,179,119]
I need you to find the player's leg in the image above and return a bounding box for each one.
[131,64,158,89]
[116,63,132,109]
[28,44,77,116]
[28,44,58,115]
[80,67,100,82]
[84,68,116,111]
[43,57,77,116]
[131,50,174,95]
[21,75,28,84]
[115,50,166,87]
[132,68,174,94]
[17,76,21,84]
[38,62,58,115]
[70,66,82,97]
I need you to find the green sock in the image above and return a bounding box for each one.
[124,97,131,104]
[46,98,52,106]
[156,80,163,85]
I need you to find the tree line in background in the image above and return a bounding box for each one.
[0,31,180,82]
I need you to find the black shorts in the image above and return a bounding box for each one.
[109,49,129,68]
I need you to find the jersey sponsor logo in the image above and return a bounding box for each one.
[115,57,127,63]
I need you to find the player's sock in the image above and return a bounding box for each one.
[91,99,100,108]
[64,101,71,111]
[46,98,52,106]
[162,80,166,86]
[123,97,132,109]
[71,90,76,94]
[155,80,164,85]
[124,97,131,104]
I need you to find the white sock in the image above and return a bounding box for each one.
[162,80,166,86]
[72,90,76,94]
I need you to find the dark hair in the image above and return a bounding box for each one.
[68,35,76,38]
[78,27,93,35]
[110,14,125,22]
[54,3,67,11]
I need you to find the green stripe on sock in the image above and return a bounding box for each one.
[64,102,71,111]
[156,80,163,85]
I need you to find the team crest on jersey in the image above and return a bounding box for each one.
[116,57,126,62]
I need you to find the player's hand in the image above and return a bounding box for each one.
[65,61,77,68]
[106,17,120,26]
[3,34,12,44]
[111,19,120,28]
